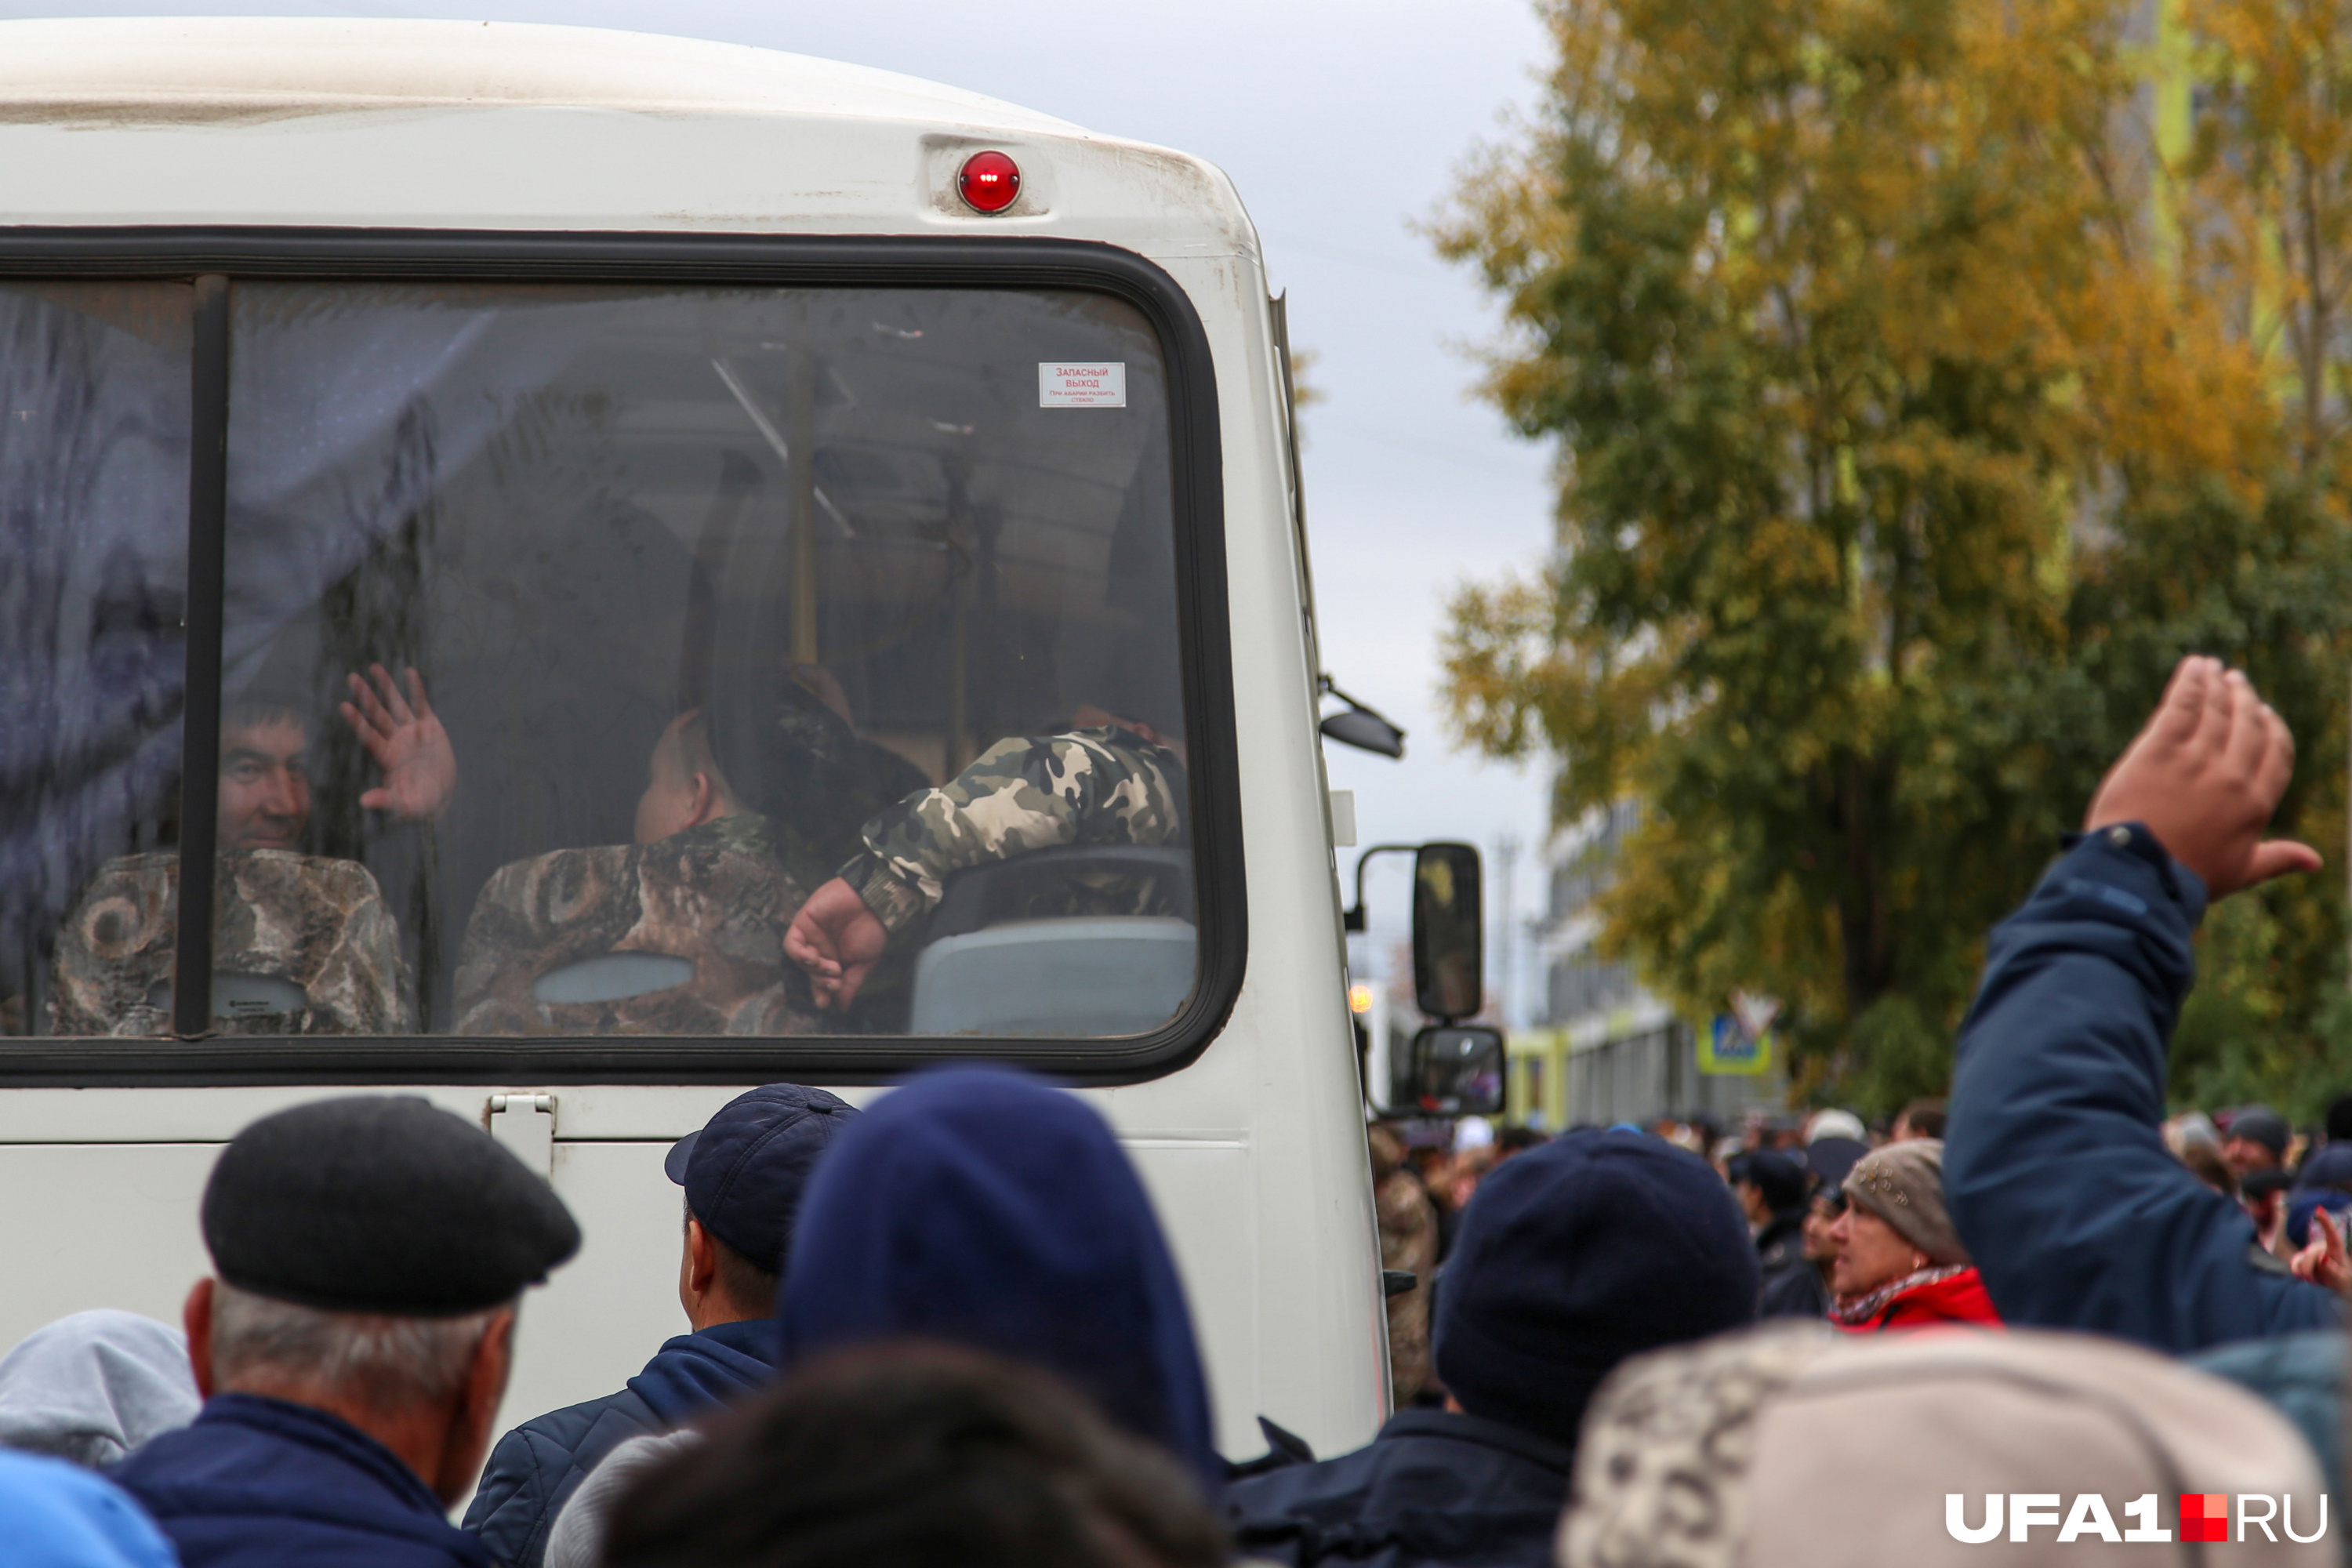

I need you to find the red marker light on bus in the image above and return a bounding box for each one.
[958,151,1021,213]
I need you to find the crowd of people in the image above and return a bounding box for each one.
[3,654,2350,1566]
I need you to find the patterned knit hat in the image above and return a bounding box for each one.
[1560,1325,2330,1568]
[1842,1138,1967,1266]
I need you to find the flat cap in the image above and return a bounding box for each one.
[201,1096,581,1316]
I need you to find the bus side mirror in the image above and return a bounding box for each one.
[1410,841,1482,1022]
[1318,673,1406,758]
[1406,1023,1504,1116]
[1319,706,1404,758]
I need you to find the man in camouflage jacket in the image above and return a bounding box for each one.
[784,710,1187,1011]
[451,711,831,1036]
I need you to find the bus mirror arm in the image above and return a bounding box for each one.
[1343,844,1422,935]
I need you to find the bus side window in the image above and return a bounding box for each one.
[208,282,1197,1042]
[0,283,193,1036]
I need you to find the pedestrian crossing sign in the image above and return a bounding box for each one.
[1701,1012,1772,1076]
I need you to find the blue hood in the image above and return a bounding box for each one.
[776,1067,1218,1490]
[0,1447,177,1568]
[623,1317,776,1427]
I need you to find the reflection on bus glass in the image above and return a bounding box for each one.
[0,284,193,1037]
[1413,845,1483,1022]
[5,282,1197,1040]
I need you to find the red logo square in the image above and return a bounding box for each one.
[2180,1494,2229,1543]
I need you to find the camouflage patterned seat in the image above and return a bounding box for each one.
[49,851,415,1036]
[452,825,821,1036]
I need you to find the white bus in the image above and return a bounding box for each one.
[0,16,1501,1469]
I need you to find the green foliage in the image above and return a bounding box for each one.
[2174,906,2352,1122]
[1840,994,1955,1121]
[1437,0,2352,1111]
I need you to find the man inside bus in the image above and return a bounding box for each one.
[632,666,932,883]
[782,644,1189,1013]
[448,670,885,1036]
[630,706,808,874]
[111,1095,580,1568]
[463,1084,858,1568]
[46,666,453,1036]
[218,664,458,852]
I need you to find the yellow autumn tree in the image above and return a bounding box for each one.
[2128,0,2352,1106]
[1437,0,2352,1112]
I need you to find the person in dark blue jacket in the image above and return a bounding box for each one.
[463,1083,857,1568]
[775,1066,1223,1495]
[1946,655,2348,1353]
[111,1095,583,1568]
[1223,1129,1759,1568]
[1731,1149,1828,1319]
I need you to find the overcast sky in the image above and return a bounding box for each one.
[6,0,1566,1019]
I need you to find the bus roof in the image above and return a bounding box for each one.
[0,18,1078,129]
[0,18,1258,259]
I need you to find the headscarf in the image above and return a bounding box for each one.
[1806,1109,1867,1144]
[0,1312,198,1468]
[775,1067,1219,1490]
[1841,1138,1967,1266]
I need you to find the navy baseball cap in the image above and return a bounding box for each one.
[666,1084,858,1275]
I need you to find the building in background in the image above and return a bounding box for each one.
[1508,798,1783,1128]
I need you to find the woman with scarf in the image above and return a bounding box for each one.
[1826,1141,2001,1331]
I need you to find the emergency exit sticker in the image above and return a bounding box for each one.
[1040,361,1126,408]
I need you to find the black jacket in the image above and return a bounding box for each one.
[1222,1408,1573,1568]
[1754,1209,1828,1319]
[462,1319,774,1568]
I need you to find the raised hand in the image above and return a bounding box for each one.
[341,664,457,821]
[2291,1207,2351,1298]
[2083,655,2321,899]
[783,877,889,1011]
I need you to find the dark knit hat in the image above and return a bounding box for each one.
[1433,1128,1759,1446]
[665,1083,858,1275]
[2227,1107,2289,1159]
[201,1096,581,1316]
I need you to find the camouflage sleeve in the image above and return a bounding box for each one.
[840,726,1185,935]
